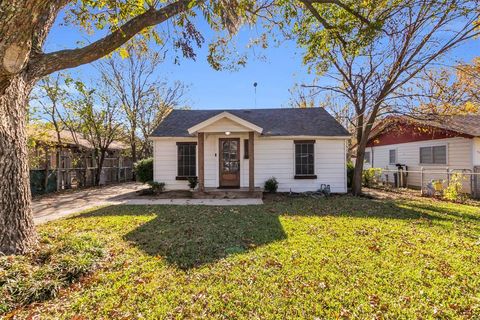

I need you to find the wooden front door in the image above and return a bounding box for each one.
[219,138,240,188]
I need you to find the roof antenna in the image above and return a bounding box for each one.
[253,82,258,108]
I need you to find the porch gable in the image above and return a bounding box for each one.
[187,111,263,135]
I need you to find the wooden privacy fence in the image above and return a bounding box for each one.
[28,128,135,196]
[372,167,480,199]
[56,166,133,190]
[30,166,133,196]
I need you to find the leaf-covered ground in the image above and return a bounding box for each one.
[6,194,480,319]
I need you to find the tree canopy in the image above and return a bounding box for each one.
[3,0,478,254]
[284,0,480,194]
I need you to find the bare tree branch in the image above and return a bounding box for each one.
[27,0,194,80]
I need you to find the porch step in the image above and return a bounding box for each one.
[192,188,263,199]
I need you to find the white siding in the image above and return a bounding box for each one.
[368,137,473,190]
[199,118,252,133]
[473,137,480,166]
[363,147,373,169]
[152,138,197,190]
[153,136,348,193]
[255,138,347,192]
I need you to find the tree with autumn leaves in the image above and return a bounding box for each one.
[416,59,480,116]
[0,0,235,255]
[0,0,383,255]
[1,0,479,254]
[287,0,480,195]
[457,59,480,110]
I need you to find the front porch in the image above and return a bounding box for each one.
[192,111,263,193]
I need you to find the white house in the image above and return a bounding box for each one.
[149,108,350,193]
[363,115,480,196]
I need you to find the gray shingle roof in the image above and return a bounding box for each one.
[150,108,350,137]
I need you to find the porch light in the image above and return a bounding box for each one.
[225,131,231,136]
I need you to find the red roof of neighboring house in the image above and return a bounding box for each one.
[366,115,480,147]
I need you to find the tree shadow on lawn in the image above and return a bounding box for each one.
[77,195,479,270]
[122,205,288,270]
[403,202,480,223]
[284,195,479,221]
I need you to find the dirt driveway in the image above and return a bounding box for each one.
[32,182,146,224]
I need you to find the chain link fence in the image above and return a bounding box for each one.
[368,167,480,199]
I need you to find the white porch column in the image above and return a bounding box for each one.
[249,131,255,191]
[198,132,205,192]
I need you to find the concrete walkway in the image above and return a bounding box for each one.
[33,183,263,224]
[33,182,146,224]
[123,198,264,206]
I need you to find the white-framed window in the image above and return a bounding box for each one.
[176,142,197,179]
[419,145,447,165]
[364,151,371,164]
[294,140,316,178]
[389,149,397,165]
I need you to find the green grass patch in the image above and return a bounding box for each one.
[5,195,480,318]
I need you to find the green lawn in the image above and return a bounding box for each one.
[3,194,480,319]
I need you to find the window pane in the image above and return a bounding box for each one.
[231,141,238,152]
[188,165,195,176]
[307,164,314,175]
[389,149,396,164]
[295,143,314,175]
[295,164,300,173]
[302,144,307,154]
[433,146,446,164]
[420,147,432,164]
[177,143,196,177]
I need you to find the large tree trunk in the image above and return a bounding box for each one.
[0,0,192,255]
[131,142,137,163]
[352,150,365,196]
[0,76,37,254]
[0,0,63,255]
[352,114,365,196]
[352,112,375,196]
[43,146,50,192]
[131,140,137,181]
[94,150,107,186]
